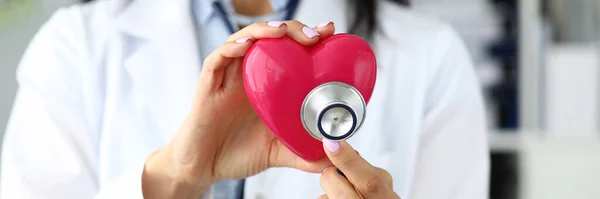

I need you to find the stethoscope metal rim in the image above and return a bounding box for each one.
[301,82,367,141]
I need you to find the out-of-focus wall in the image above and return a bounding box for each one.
[0,0,77,142]
[520,135,600,199]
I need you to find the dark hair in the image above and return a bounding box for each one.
[82,0,410,38]
[350,0,410,39]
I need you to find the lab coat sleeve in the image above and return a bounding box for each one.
[0,7,102,198]
[0,7,217,199]
[408,24,490,199]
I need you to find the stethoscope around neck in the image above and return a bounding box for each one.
[211,0,301,34]
[200,0,366,141]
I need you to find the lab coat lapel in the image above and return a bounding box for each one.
[117,0,200,142]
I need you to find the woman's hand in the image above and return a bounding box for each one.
[318,139,401,199]
[142,20,336,199]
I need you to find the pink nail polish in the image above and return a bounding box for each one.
[267,21,285,27]
[316,21,332,28]
[235,37,250,44]
[323,139,340,152]
[302,26,320,38]
[322,167,329,173]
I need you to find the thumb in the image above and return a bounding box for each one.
[322,139,376,181]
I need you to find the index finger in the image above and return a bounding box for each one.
[202,21,287,75]
[225,21,288,42]
[322,139,378,185]
[282,20,335,46]
[320,167,361,199]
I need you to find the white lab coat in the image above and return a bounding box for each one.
[0,0,489,198]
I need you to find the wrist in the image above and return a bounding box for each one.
[142,148,215,199]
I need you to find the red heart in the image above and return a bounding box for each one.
[243,34,377,161]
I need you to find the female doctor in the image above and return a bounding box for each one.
[1,0,489,198]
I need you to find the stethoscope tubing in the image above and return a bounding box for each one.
[212,0,301,34]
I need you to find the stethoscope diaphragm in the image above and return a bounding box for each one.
[301,82,366,141]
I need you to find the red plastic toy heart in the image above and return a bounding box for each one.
[243,34,377,161]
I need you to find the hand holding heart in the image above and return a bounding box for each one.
[141,20,335,198]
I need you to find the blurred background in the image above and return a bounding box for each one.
[1,0,599,198]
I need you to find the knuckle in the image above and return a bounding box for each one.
[249,22,261,29]
[319,173,327,182]
[361,174,384,194]
[319,170,332,183]
[250,22,268,31]
[254,27,271,37]
[286,20,304,27]
[226,31,235,39]
[340,157,356,169]
[202,57,215,71]
[226,35,236,42]
[378,168,393,185]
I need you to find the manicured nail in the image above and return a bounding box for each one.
[316,21,332,28]
[323,138,340,152]
[322,167,329,173]
[235,37,250,44]
[267,21,285,27]
[336,168,347,178]
[302,26,319,38]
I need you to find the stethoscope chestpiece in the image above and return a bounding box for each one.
[301,82,366,141]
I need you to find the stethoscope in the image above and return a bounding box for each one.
[211,0,300,34]
[300,82,367,141]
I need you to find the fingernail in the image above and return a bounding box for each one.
[267,21,285,27]
[323,138,340,153]
[322,167,329,173]
[316,21,332,28]
[336,168,347,178]
[235,37,250,44]
[302,26,319,38]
